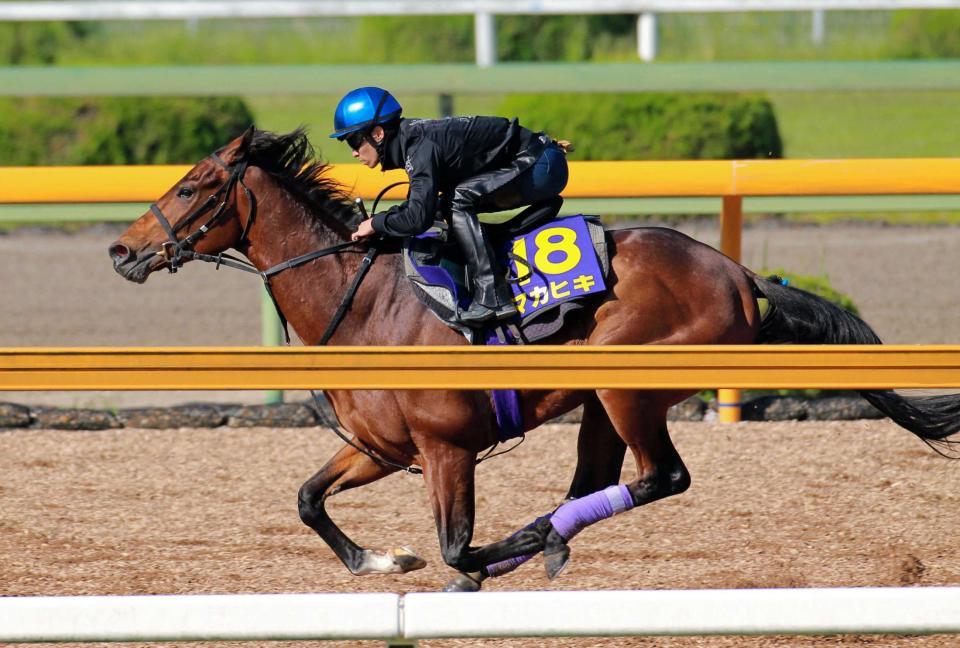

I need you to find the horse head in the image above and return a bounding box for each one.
[108,126,255,283]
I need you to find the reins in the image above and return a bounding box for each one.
[148,158,516,476]
[306,187,423,475]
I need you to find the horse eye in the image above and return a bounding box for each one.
[177,187,195,199]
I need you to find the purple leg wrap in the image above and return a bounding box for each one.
[485,551,536,578]
[550,484,634,540]
[483,514,550,578]
[484,486,634,578]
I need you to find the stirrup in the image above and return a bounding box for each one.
[492,302,518,321]
[458,302,497,325]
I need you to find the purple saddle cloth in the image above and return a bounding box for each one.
[402,215,611,443]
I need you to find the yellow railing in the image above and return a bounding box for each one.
[3,346,959,391]
[2,159,960,203]
[3,159,958,418]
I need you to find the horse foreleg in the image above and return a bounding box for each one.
[422,441,553,591]
[298,443,426,576]
[456,394,628,589]
[469,392,690,584]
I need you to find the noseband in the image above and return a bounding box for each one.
[149,151,254,273]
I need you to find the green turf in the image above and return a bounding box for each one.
[769,90,960,158]
[36,12,938,65]
[655,11,899,62]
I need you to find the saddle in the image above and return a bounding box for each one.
[403,197,611,345]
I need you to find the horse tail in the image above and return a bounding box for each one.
[752,274,960,454]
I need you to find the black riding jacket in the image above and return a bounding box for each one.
[370,116,542,238]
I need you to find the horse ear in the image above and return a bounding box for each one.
[241,124,255,148]
[221,125,256,164]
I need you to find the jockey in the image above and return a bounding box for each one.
[331,86,569,325]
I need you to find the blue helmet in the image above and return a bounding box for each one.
[330,87,402,139]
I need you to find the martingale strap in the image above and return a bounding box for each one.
[156,171,517,477]
[146,152,421,474]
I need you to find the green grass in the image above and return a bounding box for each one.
[655,11,900,62]
[54,19,368,65]
[35,11,949,65]
[6,12,959,224]
[769,90,960,158]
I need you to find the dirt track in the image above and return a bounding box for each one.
[1,223,959,646]
[2,419,959,647]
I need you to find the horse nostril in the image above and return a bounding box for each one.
[108,242,132,264]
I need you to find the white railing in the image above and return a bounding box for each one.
[1,1,959,63]
[2,588,959,645]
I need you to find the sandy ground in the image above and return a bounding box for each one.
[1,222,958,409]
[1,419,959,647]
[2,223,960,646]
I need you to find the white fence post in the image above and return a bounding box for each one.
[812,9,826,45]
[475,12,497,67]
[637,12,657,62]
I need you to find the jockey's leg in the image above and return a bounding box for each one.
[448,142,568,325]
[449,184,512,323]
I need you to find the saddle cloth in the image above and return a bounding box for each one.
[402,214,610,442]
[403,215,611,344]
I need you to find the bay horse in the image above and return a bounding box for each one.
[109,127,960,591]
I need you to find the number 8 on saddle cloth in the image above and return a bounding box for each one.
[403,214,611,345]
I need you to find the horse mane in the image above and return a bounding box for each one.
[247,127,360,239]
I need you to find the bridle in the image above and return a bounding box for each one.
[145,158,515,475]
[147,150,366,342]
[149,151,255,274]
[145,153,424,474]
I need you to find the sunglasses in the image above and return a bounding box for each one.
[344,131,368,152]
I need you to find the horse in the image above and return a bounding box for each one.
[108,127,960,591]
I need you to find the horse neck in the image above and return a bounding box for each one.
[238,175,401,345]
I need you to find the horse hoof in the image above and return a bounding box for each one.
[391,546,428,572]
[442,571,485,593]
[544,544,570,580]
[543,526,570,581]
[354,546,427,575]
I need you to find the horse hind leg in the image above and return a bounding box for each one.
[541,389,691,579]
[298,443,426,576]
[439,393,687,589]
[566,393,627,499]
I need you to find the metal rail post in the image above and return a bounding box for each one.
[637,12,657,62]
[261,287,284,404]
[812,9,826,45]
[475,12,496,67]
[718,196,743,422]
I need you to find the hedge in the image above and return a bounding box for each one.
[0,96,254,165]
[499,93,782,161]
[762,268,860,316]
[891,10,960,58]
[0,22,98,64]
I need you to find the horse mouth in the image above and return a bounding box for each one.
[113,251,167,284]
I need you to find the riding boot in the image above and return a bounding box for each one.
[450,208,517,325]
